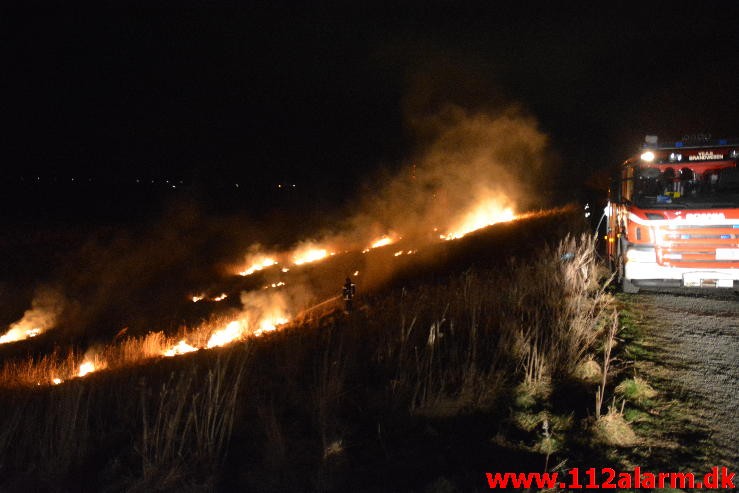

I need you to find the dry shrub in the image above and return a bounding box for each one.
[593,410,638,447]
[0,314,232,389]
[380,278,508,416]
[377,233,613,417]
[131,350,247,491]
[312,330,347,460]
[0,381,92,480]
[114,331,168,365]
[256,402,288,472]
[0,346,249,490]
[573,358,602,384]
[512,234,614,387]
[0,349,79,388]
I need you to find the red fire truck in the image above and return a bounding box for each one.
[606,136,739,293]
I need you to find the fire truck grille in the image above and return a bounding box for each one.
[656,224,739,266]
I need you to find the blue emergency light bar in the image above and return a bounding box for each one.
[642,135,739,150]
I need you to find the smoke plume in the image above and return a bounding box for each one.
[0,286,66,343]
[348,103,550,243]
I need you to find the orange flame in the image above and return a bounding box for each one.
[292,246,332,265]
[441,199,516,240]
[206,320,246,348]
[78,361,97,377]
[163,339,198,357]
[238,255,278,276]
[371,236,394,249]
[363,234,399,253]
[0,325,43,344]
[253,316,289,337]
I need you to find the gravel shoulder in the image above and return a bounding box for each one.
[621,288,739,469]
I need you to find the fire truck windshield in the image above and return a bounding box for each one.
[631,162,739,210]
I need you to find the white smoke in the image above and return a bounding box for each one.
[0,286,66,344]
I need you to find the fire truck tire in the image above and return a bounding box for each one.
[621,275,640,294]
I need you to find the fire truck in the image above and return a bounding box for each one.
[606,135,739,293]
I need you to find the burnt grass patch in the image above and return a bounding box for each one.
[0,206,643,491]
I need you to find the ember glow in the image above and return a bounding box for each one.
[440,199,516,240]
[0,289,65,345]
[392,249,418,257]
[371,236,394,249]
[163,339,198,357]
[238,255,279,276]
[292,245,332,265]
[0,324,43,344]
[253,316,289,337]
[207,320,246,348]
[363,234,399,253]
[78,361,97,377]
[191,293,228,302]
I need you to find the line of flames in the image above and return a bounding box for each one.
[42,310,291,386]
[6,195,521,386]
[234,200,514,277]
[439,201,516,240]
[0,324,42,344]
[237,233,402,276]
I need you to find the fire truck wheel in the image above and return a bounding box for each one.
[621,276,640,294]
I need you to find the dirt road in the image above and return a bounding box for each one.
[626,289,738,469]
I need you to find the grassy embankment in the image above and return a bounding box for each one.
[0,209,640,491]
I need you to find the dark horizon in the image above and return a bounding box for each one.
[3,3,739,217]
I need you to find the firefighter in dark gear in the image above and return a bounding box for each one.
[342,277,356,312]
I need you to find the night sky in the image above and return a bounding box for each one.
[3,3,738,202]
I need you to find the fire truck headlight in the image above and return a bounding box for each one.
[640,151,655,162]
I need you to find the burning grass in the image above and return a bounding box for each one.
[362,234,400,253]
[0,348,249,491]
[0,227,622,490]
[0,294,290,389]
[0,287,66,345]
[440,198,516,240]
[226,193,521,286]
